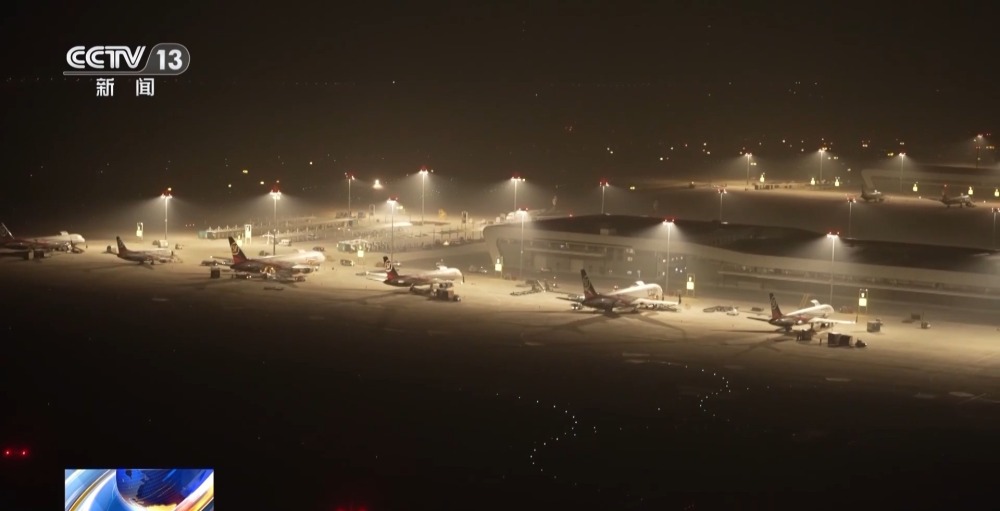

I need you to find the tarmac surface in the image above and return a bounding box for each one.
[4,231,1000,510]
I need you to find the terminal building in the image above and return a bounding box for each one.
[483,215,1000,307]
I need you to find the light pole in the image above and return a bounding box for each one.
[976,135,983,169]
[387,197,398,263]
[600,179,609,214]
[160,188,172,243]
[372,179,383,223]
[270,188,281,255]
[898,153,906,193]
[745,153,752,190]
[419,166,430,232]
[517,208,528,280]
[992,207,999,250]
[664,218,674,295]
[819,148,826,185]
[827,232,838,305]
[847,197,856,238]
[345,173,355,218]
[717,188,727,222]
[511,175,524,212]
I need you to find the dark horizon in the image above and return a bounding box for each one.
[2,3,1000,220]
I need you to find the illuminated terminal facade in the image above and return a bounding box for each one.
[483,215,1000,306]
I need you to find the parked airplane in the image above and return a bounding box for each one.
[932,188,975,208]
[859,186,885,203]
[747,293,854,332]
[115,236,173,264]
[227,237,325,279]
[378,256,464,289]
[1,223,86,252]
[566,269,681,313]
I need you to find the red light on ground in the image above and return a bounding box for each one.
[20,449,28,456]
[3,449,10,457]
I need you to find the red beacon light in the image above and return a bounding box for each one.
[3,447,29,458]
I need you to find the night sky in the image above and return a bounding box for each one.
[2,2,998,211]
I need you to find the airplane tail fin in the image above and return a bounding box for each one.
[383,256,398,280]
[768,293,783,320]
[116,236,128,254]
[580,269,598,299]
[0,223,12,240]
[228,237,248,264]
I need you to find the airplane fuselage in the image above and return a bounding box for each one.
[580,295,632,312]
[942,196,973,207]
[767,304,834,328]
[3,235,85,251]
[229,251,325,275]
[384,267,464,287]
[118,251,165,263]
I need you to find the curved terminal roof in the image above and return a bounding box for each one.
[524,215,998,274]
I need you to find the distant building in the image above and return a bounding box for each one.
[484,215,1000,306]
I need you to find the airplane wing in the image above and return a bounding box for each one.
[746,316,773,322]
[365,271,389,281]
[807,317,855,325]
[255,259,312,275]
[631,298,680,310]
[557,294,585,303]
[607,284,663,297]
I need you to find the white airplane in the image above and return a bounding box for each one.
[563,269,681,313]
[747,293,855,332]
[932,189,974,208]
[376,256,464,289]
[859,185,885,203]
[227,237,325,279]
[1,223,86,252]
[115,236,174,264]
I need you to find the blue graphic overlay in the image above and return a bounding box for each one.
[64,468,214,511]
